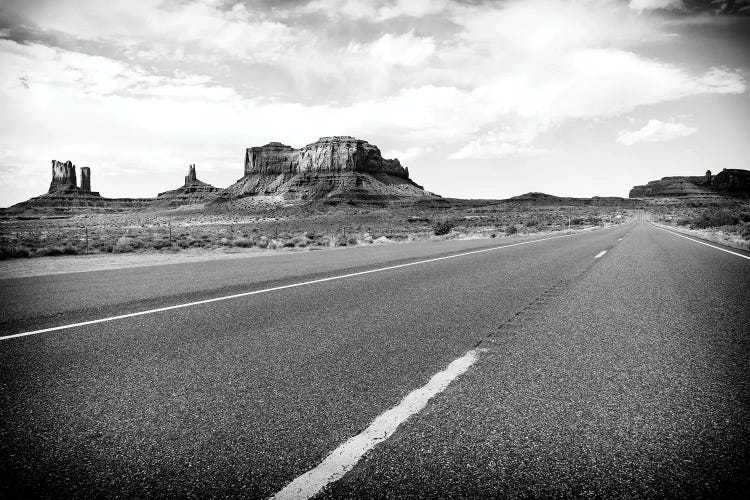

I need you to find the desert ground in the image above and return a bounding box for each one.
[0,198,636,260]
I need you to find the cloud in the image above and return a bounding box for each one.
[448,125,551,159]
[347,32,436,66]
[629,0,684,13]
[300,0,451,20]
[384,146,432,161]
[616,119,698,145]
[5,0,302,62]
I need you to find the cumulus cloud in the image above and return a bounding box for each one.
[629,0,684,13]
[449,125,550,159]
[6,0,302,62]
[347,32,436,66]
[301,0,451,20]
[616,119,698,145]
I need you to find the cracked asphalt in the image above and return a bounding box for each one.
[2,221,748,498]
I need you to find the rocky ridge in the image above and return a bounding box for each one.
[629,169,750,198]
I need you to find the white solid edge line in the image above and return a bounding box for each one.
[271,349,483,500]
[2,232,585,342]
[594,250,607,259]
[649,223,750,261]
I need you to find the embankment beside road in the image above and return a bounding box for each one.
[648,221,750,252]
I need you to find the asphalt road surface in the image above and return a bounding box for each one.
[1,221,749,498]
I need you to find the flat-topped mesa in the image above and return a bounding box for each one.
[49,160,77,192]
[244,136,409,179]
[629,168,750,198]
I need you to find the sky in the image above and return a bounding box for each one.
[0,0,749,205]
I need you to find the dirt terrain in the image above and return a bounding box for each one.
[0,198,634,259]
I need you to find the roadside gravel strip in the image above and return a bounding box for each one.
[1,232,581,342]
[649,222,750,260]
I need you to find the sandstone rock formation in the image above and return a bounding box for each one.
[4,160,151,214]
[218,136,434,203]
[154,164,221,206]
[48,160,96,194]
[80,167,91,192]
[49,160,78,192]
[629,169,750,198]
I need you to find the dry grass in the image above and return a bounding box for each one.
[648,199,750,251]
[0,201,636,259]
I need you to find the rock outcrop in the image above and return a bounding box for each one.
[218,136,433,203]
[80,167,91,192]
[4,159,151,214]
[48,160,97,195]
[49,160,78,192]
[629,169,750,198]
[154,164,221,206]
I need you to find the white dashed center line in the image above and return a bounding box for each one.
[595,250,607,259]
[271,349,483,500]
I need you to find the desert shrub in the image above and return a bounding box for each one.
[282,240,296,248]
[347,236,358,246]
[570,217,584,226]
[256,236,269,249]
[739,222,750,240]
[62,244,79,255]
[525,219,538,227]
[432,219,455,236]
[506,225,518,235]
[491,233,497,238]
[0,245,31,259]
[233,238,254,248]
[36,246,65,256]
[708,210,738,227]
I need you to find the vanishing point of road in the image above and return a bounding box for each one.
[1,220,749,498]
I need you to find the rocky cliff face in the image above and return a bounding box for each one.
[155,164,221,206]
[629,169,750,198]
[49,160,78,192]
[222,136,430,203]
[245,137,409,178]
[80,167,91,192]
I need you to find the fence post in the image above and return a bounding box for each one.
[168,221,172,246]
[85,226,89,254]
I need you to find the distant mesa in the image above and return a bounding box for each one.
[155,164,221,206]
[216,136,436,203]
[629,169,750,198]
[507,192,633,206]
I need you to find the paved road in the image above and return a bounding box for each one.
[1,221,748,498]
